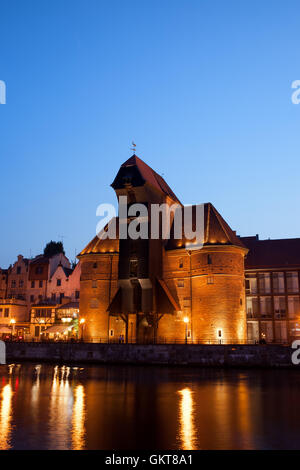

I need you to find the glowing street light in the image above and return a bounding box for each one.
[183,317,189,344]
[79,318,85,341]
[10,319,16,340]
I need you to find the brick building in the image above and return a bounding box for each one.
[0,252,79,339]
[241,235,300,344]
[6,255,29,301]
[78,155,248,344]
[0,269,7,299]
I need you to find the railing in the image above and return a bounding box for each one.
[1,337,290,345]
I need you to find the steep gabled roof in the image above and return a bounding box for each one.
[79,203,245,256]
[111,154,181,204]
[79,217,119,256]
[165,202,246,249]
[51,264,74,278]
[205,203,245,247]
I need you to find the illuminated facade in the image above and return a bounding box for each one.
[0,298,29,340]
[0,253,80,339]
[78,155,248,343]
[0,269,7,299]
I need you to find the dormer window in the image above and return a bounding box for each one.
[123,176,132,186]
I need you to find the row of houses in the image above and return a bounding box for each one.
[1,234,300,344]
[0,252,81,340]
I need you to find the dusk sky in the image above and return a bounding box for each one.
[1,0,300,267]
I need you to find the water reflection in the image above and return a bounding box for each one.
[49,366,73,449]
[0,383,13,449]
[0,365,300,450]
[72,385,86,450]
[178,388,196,450]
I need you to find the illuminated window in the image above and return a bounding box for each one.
[272,272,285,294]
[288,296,300,319]
[260,297,272,318]
[246,297,258,318]
[258,273,271,294]
[287,272,299,293]
[274,296,286,318]
[207,276,214,284]
[245,274,257,294]
[289,321,300,337]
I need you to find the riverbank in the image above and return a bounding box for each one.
[3,342,298,368]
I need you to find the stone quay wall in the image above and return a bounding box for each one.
[3,342,298,368]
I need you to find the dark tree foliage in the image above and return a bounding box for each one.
[43,241,65,257]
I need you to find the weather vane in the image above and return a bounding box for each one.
[130,141,136,153]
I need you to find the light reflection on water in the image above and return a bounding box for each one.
[72,385,86,450]
[0,383,13,449]
[0,364,300,450]
[178,388,196,450]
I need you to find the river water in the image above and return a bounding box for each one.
[0,363,299,450]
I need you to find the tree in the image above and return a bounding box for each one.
[43,241,65,257]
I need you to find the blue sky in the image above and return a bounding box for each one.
[0,0,300,267]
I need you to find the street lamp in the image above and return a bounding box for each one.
[10,319,16,340]
[183,316,189,344]
[79,318,85,341]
